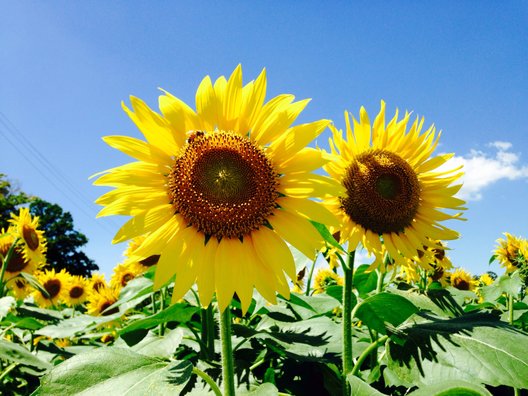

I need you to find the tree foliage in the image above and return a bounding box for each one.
[0,173,31,230]
[29,199,98,277]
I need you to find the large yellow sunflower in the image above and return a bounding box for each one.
[9,207,47,266]
[0,229,40,278]
[449,268,478,291]
[324,101,466,268]
[32,269,69,308]
[94,65,339,313]
[494,232,528,273]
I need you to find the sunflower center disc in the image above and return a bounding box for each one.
[23,225,40,251]
[70,286,84,299]
[1,246,28,273]
[44,279,61,299]
[169,131,279,239]
[341,149,420,234]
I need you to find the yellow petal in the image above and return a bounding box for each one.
[277,197,339,228]
[102,136,172,165]
[251,226,296,280]
[113,204,174,243]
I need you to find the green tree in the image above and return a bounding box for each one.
[0,173,31,230]
[29,198,98,277]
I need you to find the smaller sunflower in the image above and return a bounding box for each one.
[89,272,108,294]
[65,275,90,306]
[494,233,528,273]
[313,268,343,294]
[110,262,142,291]
[7,277,31,300]
[479,273,494,286]
[0,230,40,278]
[122,236,160,275]
[449,268,477,291]
[9,207,47,266]
[86,286,120,316]
[32,269,69,308]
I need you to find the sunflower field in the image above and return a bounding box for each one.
[1,66,528,396]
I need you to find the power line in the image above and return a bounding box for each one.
[0,111,121,234]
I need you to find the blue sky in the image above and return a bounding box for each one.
[1,2,527,277]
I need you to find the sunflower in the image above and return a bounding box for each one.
[0,229,40,278]
[479,273,494,286]
[86,286,120,316]
[313,268,343,294]
[8,207,47,266]
[94,65,340,313]
[64,275,90,306]
[123,236,160,275]
[324,102,466,269]
[110,262,142,290]
[7,277,31,300]
[32,269,69,308]
[449,268,477,291]
[494,233,528,273]
[89,272,108,294]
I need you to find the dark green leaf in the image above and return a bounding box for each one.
[310,221,344,251]
[488,254,497,265]
[354,292,419,334]
[326,285,343,303]
[353,265,378,297]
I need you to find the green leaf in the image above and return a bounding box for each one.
[310,221,344,251]
[407,380,492,396]
[353,265,378,297]
[238,382,280,395]
[36,314,105,339]
[354,292,419,334]
[347,374,386,395]
[0,339,52,372]
[480,272,522,302]
[326,285,343,303]
[285,293,343,319]
[488,254,497,265]
[35,347,192,395]
[119,303,199,344]
[1,313,44,330]
[386,314,528,389]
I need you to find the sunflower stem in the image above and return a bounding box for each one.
[508,293,515,325]
[192,367,222,396]
[0,238,18,297]
[219,306,236,396]
[342,250,355,395]
[305,255,318,296]
[350,335,389,377]
[159,288,166,336]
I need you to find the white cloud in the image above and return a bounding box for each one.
[443,141,528,201]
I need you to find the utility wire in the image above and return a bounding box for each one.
[0,111,121,234]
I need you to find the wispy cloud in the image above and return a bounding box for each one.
[445,141,528,201]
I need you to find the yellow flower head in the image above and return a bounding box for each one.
[110,262,142,290]
[449,268,477,291]
[8,207,47,267]
[123,236,160,275]
[64,275,90,306]
[479,273,494,286]
[313,268,343,294]
[7,277,31,300]
[324,102,466,269]
[0,229,40,277]
[89,272,108,294]
[32,269,69,308]
[494,232,527,273]
[94,65,340,313]
[86,286,120,316]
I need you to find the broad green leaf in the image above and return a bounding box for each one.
[131,328,183,358]
[354,292,419,334]
[285,293,343,319]
[480,272,522,302]
[389,288,453,318]
[35,347,192,395]
[386,315,528,389]
[18,304,63,321]
[326,285,344,303]
[0,339,52,372]
[347,374,386,395]
[119,303,199,344]
[113,276,154,311]
[353,265,378,297]
[407,380,492,396]
[36,314,108,339]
